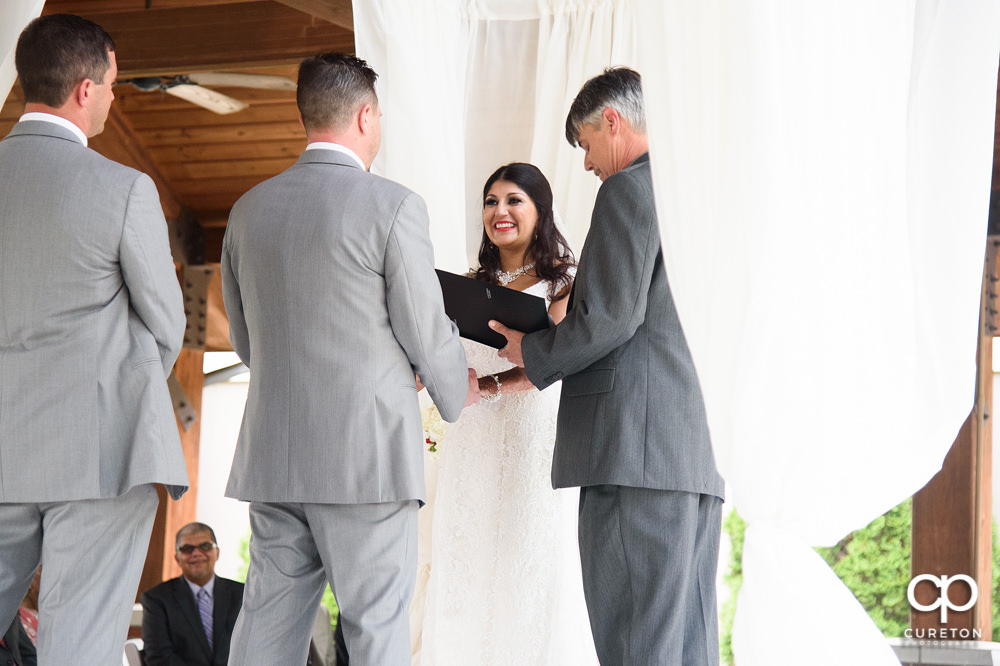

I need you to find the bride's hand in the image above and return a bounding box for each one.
[464,368,481,407]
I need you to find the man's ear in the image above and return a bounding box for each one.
[358,103,373,134]
[75,78,94,109]
[602,107,622,135]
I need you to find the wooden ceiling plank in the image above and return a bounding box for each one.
[125,102,299,130]
[149,139,306,163]
[165,156,297,180]
[172,174,274,196]
[274,0,353,31]
[42,0,273,15]
[115,86,298,113]
[90,107,184,219]
[182,194,245,210]
[66,2,354,79]
[138,121,306,146]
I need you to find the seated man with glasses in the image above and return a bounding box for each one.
[141,522,244,666]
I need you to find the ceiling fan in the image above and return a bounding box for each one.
[116,72,297,115]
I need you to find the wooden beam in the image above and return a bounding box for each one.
[43,0,273,15]
[206,265,232,351]
[70,2,355,79]
[160,348,206,580]
[911,239,996,640]
[275,0,353,31]
[90,106,183,218]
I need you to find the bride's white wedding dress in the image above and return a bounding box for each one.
[419,279,598,665]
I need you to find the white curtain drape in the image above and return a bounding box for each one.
[354,0,638,270]
[357,2,1000,664]
[637,2,1000,664]
[0,0,44,114]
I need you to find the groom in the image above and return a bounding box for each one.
[221,53,475,665]
[492,67,725,665]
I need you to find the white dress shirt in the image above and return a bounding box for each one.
[19,112,88,146]
[305,141,366,170]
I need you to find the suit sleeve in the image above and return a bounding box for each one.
[220,226,250,366]
[522,169,660,389]
[383,192,469,422]
[119,173,186,376]
[140,590,187,666]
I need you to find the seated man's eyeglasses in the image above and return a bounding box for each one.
[176,542,217,555]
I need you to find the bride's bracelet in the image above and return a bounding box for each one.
[481,373,502,403]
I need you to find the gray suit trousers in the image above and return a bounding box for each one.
[0,484,158,666]
[578,486,722,666]
[228,500,418,666]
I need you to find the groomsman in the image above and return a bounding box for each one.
[492,67,725,665]
[0,14,188,666]
[221,53,474,665]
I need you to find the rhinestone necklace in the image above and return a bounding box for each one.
[496,262,535,286]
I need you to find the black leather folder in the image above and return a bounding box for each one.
[435,269,550,349]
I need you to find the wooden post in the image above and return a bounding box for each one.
[136,265,211,595]
[910,239,996,640]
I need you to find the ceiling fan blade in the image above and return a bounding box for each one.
[165,84,249,115]
[184,72,296,90]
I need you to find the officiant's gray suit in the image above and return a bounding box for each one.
[522,153,725,665]
[222,147,468,665]
[0,119,188,665]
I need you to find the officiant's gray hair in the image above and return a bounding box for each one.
[297,52,378,133]
[565,67,646,146]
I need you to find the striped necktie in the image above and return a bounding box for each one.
[197,588,214,651]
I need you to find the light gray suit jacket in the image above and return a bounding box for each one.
[523,153,724,499]
[0,120,188,502]
[222,148,468,504]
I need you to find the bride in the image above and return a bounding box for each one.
[419,163,598,665]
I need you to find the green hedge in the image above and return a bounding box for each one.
[720,499,1000,665]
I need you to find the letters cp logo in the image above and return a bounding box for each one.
[907,574,978,622]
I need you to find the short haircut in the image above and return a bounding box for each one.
[15,14,115,108]
[175,522,218,548]
[564,67,645,147]
[297,52,378,133]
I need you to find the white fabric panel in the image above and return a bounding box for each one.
[636,1,1000,665]
[0,0,44,114]
[356,0,638,268]
[358,1,1000,663]
[353,0,471,271]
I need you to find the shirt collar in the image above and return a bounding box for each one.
[183,575,216,599]
[18,112,88,147]
[305,141,366,170]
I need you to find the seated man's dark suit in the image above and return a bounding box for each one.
[140,576,244,666]
[0,617,35,666]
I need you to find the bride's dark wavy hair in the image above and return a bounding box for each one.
[472,163,576,300]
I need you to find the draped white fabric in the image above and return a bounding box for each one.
[637,2,1000,664]
[354,0,640,270]
[0,0,44,114]
[361,2,1000,664]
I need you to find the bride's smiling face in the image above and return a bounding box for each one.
[483,180,538,255]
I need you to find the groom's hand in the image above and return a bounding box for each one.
[490,321,525,367]
[464,368,481,407]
